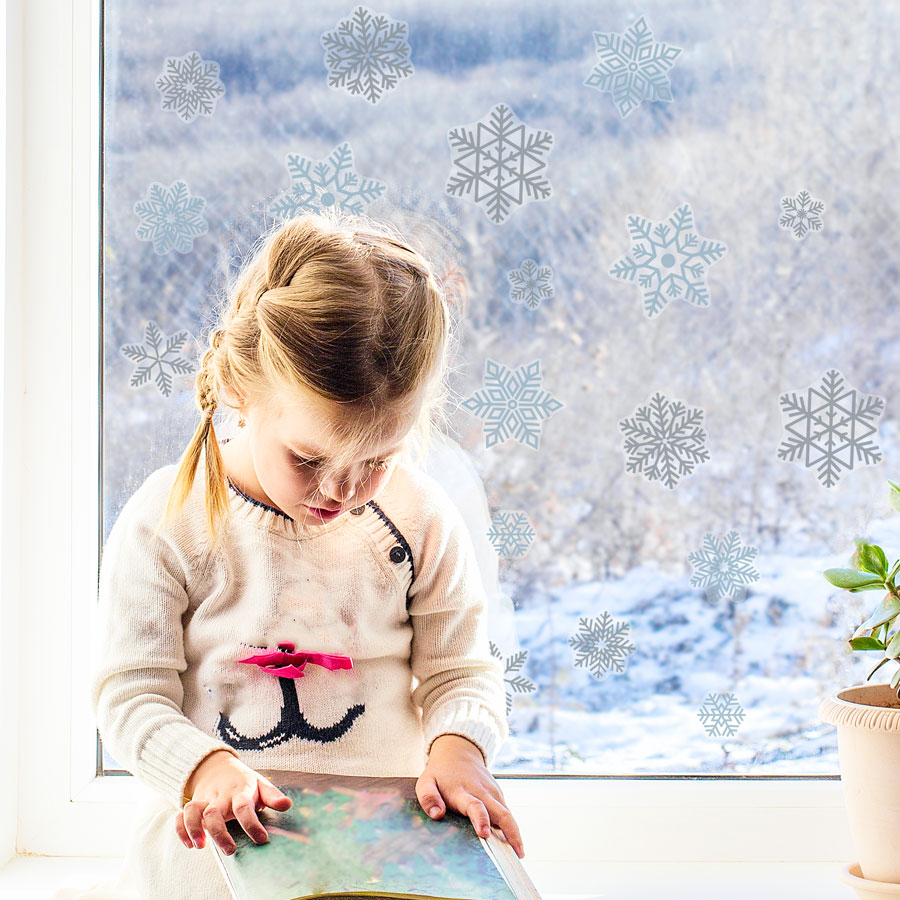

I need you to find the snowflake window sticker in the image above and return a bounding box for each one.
[155,50,225,123]
[269,141,386,220]
[120,320,195,398]
[445,103,554,225]
[688,530,760,605]
[779,189,826,239]
[619,391,710,489]
[489,642,537,717]
[321,5,414,105]
[608,203,727,319]
[568,612,636,682]
[583,16,682,119]
[460,359,565,451]
[697,691,745,737]
[777,368,884,488]
[507,259,555,310]
[134,180,208,255]
[486,510,537,559]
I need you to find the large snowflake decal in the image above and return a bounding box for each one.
[120,320,195,398]
[489,642,537,716]
[619,391,710,489]
[608,203,727,319]
[155,50,226,123]
[445,103,554,225]
[777,368,884,488]
[269,141,386,220]
[507,259,555,310]
[134,180,208,255]
[486,510,537,559]
[697,692,745,737]
[583,16,682,119]
[460,359,565,451]
[779,189,826,240]
[321,5,414,105]
[688,530,760,605]
[568,612,636,682]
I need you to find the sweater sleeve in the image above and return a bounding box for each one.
[91,477,240,810]
[407,477,509,769]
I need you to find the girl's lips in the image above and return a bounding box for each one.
[307,504,342,519]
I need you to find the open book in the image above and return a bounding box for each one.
[211,769,543,900]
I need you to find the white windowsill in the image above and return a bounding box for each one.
[0,856,855,899]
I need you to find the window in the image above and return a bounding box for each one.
[11,0,881,866]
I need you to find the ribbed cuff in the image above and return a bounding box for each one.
[423,698,506,769]
[139,719,240,809]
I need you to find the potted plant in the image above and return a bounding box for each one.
[818,479,900,896]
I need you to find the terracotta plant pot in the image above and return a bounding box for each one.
[818,683,900,886]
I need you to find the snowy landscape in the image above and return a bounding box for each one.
[101,0,900,775]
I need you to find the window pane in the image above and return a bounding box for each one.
[100,0,899,777]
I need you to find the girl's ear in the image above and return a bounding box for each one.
[218,383,246,411]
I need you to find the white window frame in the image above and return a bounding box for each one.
[0,0,853,869]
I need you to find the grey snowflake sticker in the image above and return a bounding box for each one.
[688,530,760,605]
[121,320,195,397]
[619,391,710,489]
[321,5,414,105]
[583,16,682,119]
[269,141,387,219]
[779,189,825,239]
[489,641,537,716]
[134,180,208,255]
[460,358,565,451]
[609,203,727,319]
[777,368,884,488]
[445,102,554,225]
[487,510,537,559]
[155,50,225,123]
[697,692,745,737]
[568,612,636,681]
[507,259,555,310]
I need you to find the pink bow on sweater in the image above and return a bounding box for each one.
[238,640,353,679]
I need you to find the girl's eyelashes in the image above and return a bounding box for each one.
[288,452,391,473]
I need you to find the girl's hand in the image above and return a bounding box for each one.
[415,734,525,858]
[174,749,292,855]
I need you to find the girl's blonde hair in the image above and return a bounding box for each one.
[153,208,463,550]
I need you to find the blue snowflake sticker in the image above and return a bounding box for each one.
[321,5,414,105]
[120,320,195,398]
[486,510,537,559]
[460,359,565,450]
[619,391,710,489]
[583,16,682,119]
[270,141,387,220]
[688,530,760,605]
[568,612,636,682]
[134,180,208,255]
[507,259,555,310]
[490,641,537,717]
[445,103,554,225]
[609,203,727,319]
[697,692,745,737]
[779,189,826,239]
[155,50,226,123]
[777,368,884,488]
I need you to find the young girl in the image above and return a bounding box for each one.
[83,211,524,899]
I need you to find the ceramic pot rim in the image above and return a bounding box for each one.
[819,683,900,733]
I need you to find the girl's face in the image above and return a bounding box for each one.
[222,391,417,527]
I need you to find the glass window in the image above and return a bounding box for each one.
[100,0,898,779]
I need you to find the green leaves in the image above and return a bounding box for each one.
[888,480,900,513]
[858,543,889,580]
[849,636,886,651]
[852,592,900,638]
[823,568,885,591]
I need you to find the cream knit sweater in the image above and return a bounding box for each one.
[85,441,508,900]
